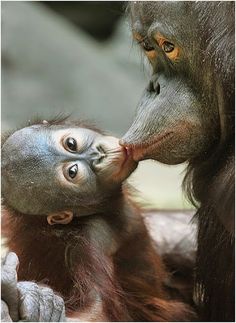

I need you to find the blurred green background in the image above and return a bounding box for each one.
[2,1,192,210]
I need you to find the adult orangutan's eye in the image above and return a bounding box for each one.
[68,164,78,179]
[162,41,175,53]
[140,39,155,52]
[65,137,77,152]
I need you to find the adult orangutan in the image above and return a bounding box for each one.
[121,2,235,321]
[1,118,195,322]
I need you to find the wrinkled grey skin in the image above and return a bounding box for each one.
[121,2,234,164]
[1,253,66,322]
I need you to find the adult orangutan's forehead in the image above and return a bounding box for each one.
[130,2,192,39]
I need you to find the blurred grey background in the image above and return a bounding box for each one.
[1,1,192,209]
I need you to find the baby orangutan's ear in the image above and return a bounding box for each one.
[47,211,73,225]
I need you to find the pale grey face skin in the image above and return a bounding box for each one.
[51,128,134,188]
[2,125,137,215]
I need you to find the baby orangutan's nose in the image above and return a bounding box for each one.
[91,145,106,167]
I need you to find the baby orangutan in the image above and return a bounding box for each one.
[1,118,195,321]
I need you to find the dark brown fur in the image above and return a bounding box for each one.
[122,2,235,321]
[184,142,235,322]
[2,190,195,321]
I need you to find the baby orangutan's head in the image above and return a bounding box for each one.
[2,119,137,223]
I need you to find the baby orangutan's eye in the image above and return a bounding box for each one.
[65,137,77,152]
[68,164,78,179]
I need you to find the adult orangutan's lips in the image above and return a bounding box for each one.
[126,132,173,161]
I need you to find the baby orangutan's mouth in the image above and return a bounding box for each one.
[120,147,132,168]
[93,138,138,184]
[112,146,138,181]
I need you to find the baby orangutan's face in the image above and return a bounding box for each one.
[51,127,137,186]
[1,124,137,216]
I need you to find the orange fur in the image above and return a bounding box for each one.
[2,191,196,321]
